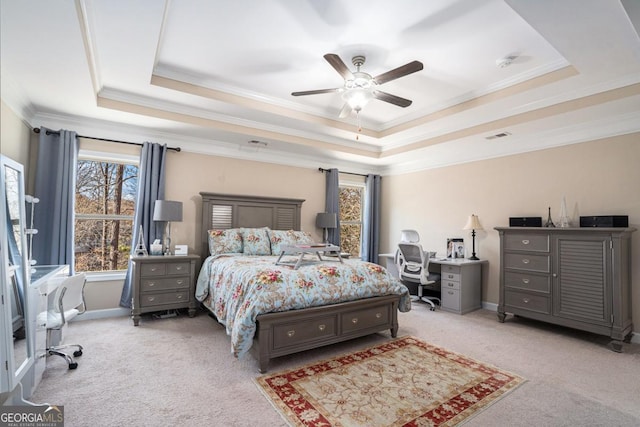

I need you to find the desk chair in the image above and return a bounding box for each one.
[46,273,86,369]
[397,243,441,310]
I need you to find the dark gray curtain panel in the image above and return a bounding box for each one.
[324,168,340,246]
[362,174,381,263]
[120,142,167,308]
[32,127,78,271]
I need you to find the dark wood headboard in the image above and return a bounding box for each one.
[199,192,305,258]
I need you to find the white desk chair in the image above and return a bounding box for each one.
[45,273,86,369]
[396,239,441,311]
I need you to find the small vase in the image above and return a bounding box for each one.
[558,197,570,228]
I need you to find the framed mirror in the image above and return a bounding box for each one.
[0,154,33,394]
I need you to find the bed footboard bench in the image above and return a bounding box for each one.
[255,294,400,373]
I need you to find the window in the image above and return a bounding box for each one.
[74,155,138,272]
[338,184,364,258]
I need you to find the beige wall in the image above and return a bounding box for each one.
[381,132,640,324]
[0,100,30,167]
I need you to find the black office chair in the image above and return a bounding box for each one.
[396,242,441,310]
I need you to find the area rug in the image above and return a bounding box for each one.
[255,336,525,426]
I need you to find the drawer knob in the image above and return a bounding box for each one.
[351,318,359,324]
[318,324,326,331]
[522,278,530,284]
[523,298,530,304]
[148,282,155,287]
[522,239,530,245]
[287,330,295,338]
[148,296,155,302]
[151,267,157,272]
[176,266,183,270]
[447,274,454,279]
[522,259,530,264]
[176,280,184,285]
[176,294,183,299]
[375,312,382,318]
[448,291,454,295]
[447,283,455,288]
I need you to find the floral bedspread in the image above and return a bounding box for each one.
[195,254,411,359]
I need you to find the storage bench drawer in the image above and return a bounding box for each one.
[272,316,337,350]
[341,305,390,333]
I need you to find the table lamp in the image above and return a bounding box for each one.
[316,212,337,244]
[463,214,483,260]
[153,200,183,255]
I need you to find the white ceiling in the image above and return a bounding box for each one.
[1,0,639,174]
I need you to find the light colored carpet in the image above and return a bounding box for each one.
[255,336,524,426]
[30,305,640,426]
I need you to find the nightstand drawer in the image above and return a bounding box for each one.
[167,262,190,275]
[505,253,550,273]
[140,276,190,292]
[140,290,190,307]
[140,263,166,277]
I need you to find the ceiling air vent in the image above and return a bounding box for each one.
[485,131,511,140]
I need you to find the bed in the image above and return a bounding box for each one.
[196,192,411,372]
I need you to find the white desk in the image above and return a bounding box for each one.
[379,253,486,314]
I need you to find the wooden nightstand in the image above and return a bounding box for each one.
[130,254,200,326]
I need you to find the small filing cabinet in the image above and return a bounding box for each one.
[439,263,482,314]
[130,254,199,326]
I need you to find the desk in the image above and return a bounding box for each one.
[379,254,486,314]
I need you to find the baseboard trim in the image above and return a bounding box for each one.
[71,307,129,322]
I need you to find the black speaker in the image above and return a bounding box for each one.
[579,215,629,228]
[509,217,542,227]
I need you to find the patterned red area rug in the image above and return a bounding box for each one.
[255,336,525,426]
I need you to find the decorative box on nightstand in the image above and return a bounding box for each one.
[130,254,200,326]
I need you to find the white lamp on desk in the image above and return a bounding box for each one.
[463,214,483,260]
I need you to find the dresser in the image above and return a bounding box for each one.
[130,254,200,326]
[495,227,636,351]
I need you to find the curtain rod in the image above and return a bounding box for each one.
[33,128,181,152]
[318,167,368,177]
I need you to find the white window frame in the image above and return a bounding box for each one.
[75,150,139,280]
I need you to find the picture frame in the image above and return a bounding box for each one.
[446,238,465,258]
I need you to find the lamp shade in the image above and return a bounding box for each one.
[316,212,337,229]
[153,200,183,222]
[463,214,483,231]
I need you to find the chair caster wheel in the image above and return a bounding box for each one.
[73,350,83,357]
[68,363,78,370]
[430,307,435,311]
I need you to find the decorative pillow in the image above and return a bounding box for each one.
[240,227,271,255]
[269,230,314,254]
[208,229,242,255]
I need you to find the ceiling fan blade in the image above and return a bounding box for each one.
[372,90,413,107]
[338,103,352,118]
[291,88,341,96]
[324,53,354,80]
[373,60,423,85]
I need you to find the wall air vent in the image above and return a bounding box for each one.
[485,131,512,140]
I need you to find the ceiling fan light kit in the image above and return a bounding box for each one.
[292,53,423,121]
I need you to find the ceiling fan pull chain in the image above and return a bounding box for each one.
[356,111,362,141]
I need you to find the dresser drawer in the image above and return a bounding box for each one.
[140,276,190,292]
[504,234,549,252]
[504,290,550,314]
[272,316,337,350]
[442,280,460,291]
[167,262,191,275]
[505,253,550,273]
[139,290,190,307]
[341,305,390,333]
[140,263,166,277]
[505,271,550,293]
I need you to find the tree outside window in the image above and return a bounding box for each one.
[339,185,363,258]
[74,159,138,272]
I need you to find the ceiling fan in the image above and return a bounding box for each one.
[292,53,423,118]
